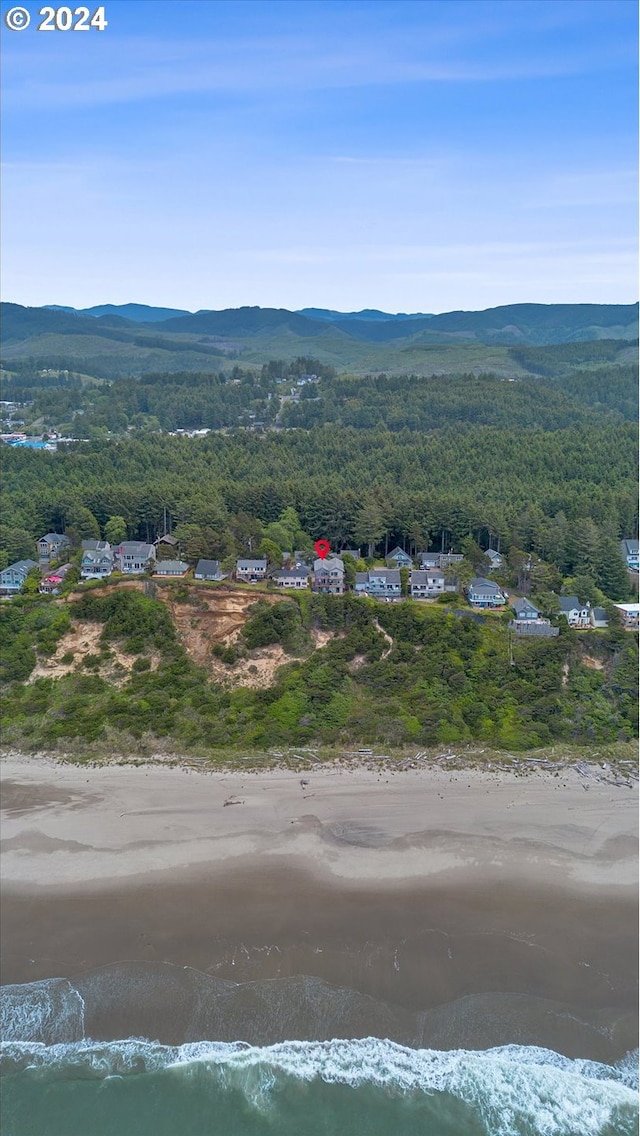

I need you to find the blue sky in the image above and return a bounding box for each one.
[1,0,637,312]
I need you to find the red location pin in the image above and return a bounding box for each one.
[314,539,331,559]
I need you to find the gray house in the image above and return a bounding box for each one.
[355,568,401,598]
[386,546,413,568]
[114,541,156,574]
[37,532,70,562]
[236,558,267,582]
[410,568,445,599]
[485,549,504,572]
[312,555,345,595]
[80,548,115,580]
[466,578,506,608]
[154,559,190,577]
[590,607,609,629]
[81,539,111,554]
[0,559,37,594]
[510,597,540,620]
[340,549,361,563]
[194,559,225,581]
[620,539,639,571]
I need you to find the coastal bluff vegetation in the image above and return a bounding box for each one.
[1,584,637,757]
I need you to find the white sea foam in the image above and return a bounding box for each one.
[0,979,85,1045]
[1,1037,636,1136]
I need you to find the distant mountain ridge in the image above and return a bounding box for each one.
[3,300,637,378]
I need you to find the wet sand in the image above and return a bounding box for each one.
[1,754,637,1055]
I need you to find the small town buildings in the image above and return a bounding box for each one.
[80,548,115,580]
[355,568,401,598]
[37,532,71,563]
[114,541,156,574]
[39,563,73,594]
[613,602,640,629]
[557,596,591,628]
[510,597,540,621]
[590,607,609,629]
[236,558,267,582]
[466,578,507,608]
[620,539,639,571]
[153,559,190,577]
[271,567,309,589]
[194,559,225,581]
[0,559,37,594]
[340,549,361,562]
[484,549,504,572]
[312,555,345,595]
[386,546,413,568]
[410,568,445,599]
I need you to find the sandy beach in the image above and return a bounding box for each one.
[1,753,637,1057]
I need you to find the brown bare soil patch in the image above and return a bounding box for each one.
[157,587,286,676]
[582,655,605,671]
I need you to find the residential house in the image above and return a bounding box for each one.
[114,541,156,575]
[39,563,72,595]
[620,539,639,571]
[416,551,440,569]
[312,555,345,595]
[510,597,540,621]
[613,602,640,629]
[410,568,445,599]
[194,559,225,581]
[236,558,267,582]
[80,548,115,580]
[0,559,37,594]
[271,567,309,590]
[37,532,71,563]
[340,549,361,563]
[484,549,504,572]
[154,559,190,577]
[590,607,609,629]
[81,539,111,554]
[557,596,590,628]
[466,578,507,608]
[354,568,402,599]
[417,551,464,570]
[385,546,413,568]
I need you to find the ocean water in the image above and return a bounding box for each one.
[1,971,637,1136]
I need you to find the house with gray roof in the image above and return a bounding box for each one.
[355,568,401,599]
[81,547,115,580]
[410,568,445,599]
[81,539,111,553]
[0,559,38,594]
[510,597,540,620]
[484,549,504,572]
[194,559,225,581]
[557,595,590,627]
[312,555,344,594]
[236,558,267,582]
[154,559,190,577]
[37,532,70,563]
[620,539,639,571]
[114,541,156,574]
[466,578,506,608]
[590,606,609,629]
[272,567,310,590]
[386,546,413,568]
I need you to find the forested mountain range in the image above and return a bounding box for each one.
[3,301,637,378]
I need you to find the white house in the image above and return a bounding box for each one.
[355,568,401,598]
[236,558,267,582]
[312,556,345,595]
[194,559,225,581]
[271,567,309,589]
[80,548,115,580]
[557,596,590,627]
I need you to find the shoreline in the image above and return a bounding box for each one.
[2,749,637,1060]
